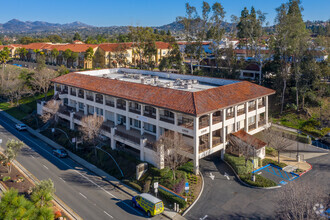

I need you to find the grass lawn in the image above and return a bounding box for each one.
[0,90,54,120]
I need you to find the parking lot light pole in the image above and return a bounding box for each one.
[296,130,301,162]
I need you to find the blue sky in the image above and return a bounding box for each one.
[1,0,329,26]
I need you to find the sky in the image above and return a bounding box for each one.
[0,0,329,27]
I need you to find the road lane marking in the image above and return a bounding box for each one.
[209,172,215,180]
[43,164,49,170]
[103,211,114,219]
[79,192,87,199]
[59,177,66,182]
[0,118,122,203]
[31,155,35,159]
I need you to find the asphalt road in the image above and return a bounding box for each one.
[185,151,330,220]
[0,115,165,220]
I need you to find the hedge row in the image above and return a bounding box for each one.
[122,179,142,192]
[239,173,277,187]
[224,154,253,175]
[158,188,187,209]
[262,158,287,168]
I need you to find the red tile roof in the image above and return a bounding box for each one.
[20,43,98,53]
[230,130,266,150]
[99,43,133,52]
[52,73,275,116]
[155,42,171,49]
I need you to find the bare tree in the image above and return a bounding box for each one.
[277,181,327,220]
[228,133,255,167]
[41,100,61,126]
[31,68,58,100]
[157,131,188,180]
[269,131,292,163]
[0,140,24,173]
[79,114,103,156]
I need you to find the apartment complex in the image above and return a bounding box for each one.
[38,68,274,173]
[1,41,171,69]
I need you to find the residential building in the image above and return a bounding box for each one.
[39,68,274,174]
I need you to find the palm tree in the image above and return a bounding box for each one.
[63,49,72,67]
[50,48,59,65]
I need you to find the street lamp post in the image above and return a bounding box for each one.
[296,130,301,162]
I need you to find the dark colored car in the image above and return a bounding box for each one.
[53,149,68,158]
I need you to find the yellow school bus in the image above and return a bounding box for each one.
[132,193,164,217]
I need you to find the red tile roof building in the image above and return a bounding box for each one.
[44,68,274,173]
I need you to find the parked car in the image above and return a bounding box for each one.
[53,149,68,158]
[15,123,27,131]
[132,193,164,217]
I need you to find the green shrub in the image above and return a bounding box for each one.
[143,179,151,193]
[2,176,11,181]
[265,147,277,157]
[224,154,253,175]
[262,158,287,168]
[122,180,142,192]
[239,173,277,187]
[178,161,194,174]
[158,188,186,209]
[149,167,161,177]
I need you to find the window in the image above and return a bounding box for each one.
[144,122,156,133]
[164,110,174,118]
[95,107,103,116]
[237,121,240,130]
[79,102,84,110]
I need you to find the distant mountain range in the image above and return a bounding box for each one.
[0,19,235,35]
[0,19,93,33]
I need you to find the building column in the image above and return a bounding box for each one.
[234,105,238,132]
[209,113,213,149]
[265,96,269,125]
[126,101,130,130]
[140,104,144,135]
[70,112,75,130]
[222,110,226,144]
[156,108,160,140]
[256,99,259,129]
[174,112,178,126]
[245,102,248,132]
[140,138,147,161]
[110,127,116,150]
[193,117,200,175]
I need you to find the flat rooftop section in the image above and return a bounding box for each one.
[76,68,239,92]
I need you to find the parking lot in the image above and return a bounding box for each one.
[252,164,299,185]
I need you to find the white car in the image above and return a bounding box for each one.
[15,123,27,131]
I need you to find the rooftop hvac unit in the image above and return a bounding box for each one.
[157,83,166,87]
[141,78,146,84]
[134,74,142,79]
[192,79,198,84]
[167,82,174,87]
[184,84,192,89]
[102,74,107,78]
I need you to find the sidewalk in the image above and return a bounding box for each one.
[265,155,311,171]
[0,110,185,220]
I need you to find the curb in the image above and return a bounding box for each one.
[222,159,281,189]
[182,170,204,217]
[299,162,313,176]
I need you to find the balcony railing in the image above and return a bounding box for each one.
[212,137,222,147]
[129,108,141,115]
[145,141,156,151]
[86,95,94,101]
[95,98,103,104]
[159,115,174,124]
[226,112,234,119]
[74,112,83,120]
[237,108,245,116]
[258,103,265,108]
[78,92,84,98]
[178,119,194,129]
[248,123,256,131]
[199,143,209,153]
[248,105,256,112]
[61,89,68,94]
[212,116,221,125]
[101,124,111,133]
[143,111,156,119]
[199,119,209,129]
[105,100,115,107]
[117,104,126,110]
[58,108,70,116]
[115,129,140,144]
[70,91,76,96]
[258,120,266,127]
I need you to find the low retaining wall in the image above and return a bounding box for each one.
[159,184,187,202]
